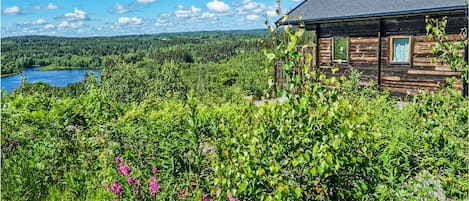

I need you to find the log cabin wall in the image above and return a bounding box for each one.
[309,12,467,96]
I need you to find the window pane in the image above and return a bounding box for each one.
[333,38,348,61]
[392,38,410,62]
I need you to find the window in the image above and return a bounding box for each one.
[389,36,412,64]
[332,37,348,62]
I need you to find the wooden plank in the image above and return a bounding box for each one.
[382,80,441,88]
[407,69,460,76]
[349,38,379,43]
[382,76,401,81]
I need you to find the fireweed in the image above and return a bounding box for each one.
[106,156,162,200]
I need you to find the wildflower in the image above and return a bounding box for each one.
[109,180,123,197]
[152,167,158,174]
[179,189,189,198]
[117,162,131,176]
[127,177,136,184]
[202,194,212,201]
[149,176,161,197]
[115,156,121,163]
[227,194,238,201]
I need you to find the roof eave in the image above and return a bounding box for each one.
[278,5,467,26]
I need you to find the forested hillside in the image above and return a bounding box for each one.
[2,31,275,100]
[1,30,267,74]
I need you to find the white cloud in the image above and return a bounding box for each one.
[63,8,88,21]
[137,0,158,4]
[266,6,278,17]
[118,17,143,25]
[175,5,216,21]
[46,3,59,10]
[58,21,69,28]
[44,24,55,29]
[201,12,216,19]
[246,14,260,21]
[70,22,84,28]
[4,6,20,15]
[33,18,47,25]
[17,18,47,27]
[33,3,59,11]
[175,5,201,18]
[58,21,84,29]
[207,0,231,13]
[113,3,129,14]
[155,13,172,26]
[237,0,266,14]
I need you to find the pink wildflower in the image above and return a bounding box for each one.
[179,189,188,198]
[227,194,238,201]
[152,167,158,174]
[115,156,121,163]
[109,180,123,197]
[127,177,136,184]
[117,162,131,176]
[149,176,161,197]
[202,194,213,201]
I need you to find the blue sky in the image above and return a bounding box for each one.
[1,0,301,37]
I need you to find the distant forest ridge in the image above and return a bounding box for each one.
[0,29,269,40]
[0,29,271,75]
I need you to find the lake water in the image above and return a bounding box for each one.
[1,67,100,92]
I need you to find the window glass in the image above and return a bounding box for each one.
[392,38,410,63]
[333,37,348,61]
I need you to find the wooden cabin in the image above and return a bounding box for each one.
[279,0,468,96]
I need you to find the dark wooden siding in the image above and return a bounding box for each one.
[319,38,332,65]
[319,20,379,37]
[380,33,464,95]
[303,12,467,96]
[308,13,466,37]
[310,13,465,94]
[317,34,464,95]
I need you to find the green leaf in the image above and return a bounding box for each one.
[267,53,276,62]
[295,186,302,198]
[238,182,247,193]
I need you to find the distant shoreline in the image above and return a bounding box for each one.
[1,73,16,78]
[1,66,100,78]
[38,65,98,71]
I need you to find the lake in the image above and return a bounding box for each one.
[1,67,100,92]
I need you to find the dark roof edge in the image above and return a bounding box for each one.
[279,5,467,26]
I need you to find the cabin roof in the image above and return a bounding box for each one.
[280,0,467,24]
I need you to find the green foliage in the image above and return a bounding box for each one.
[1,16,468,201]
[1,31,268,75]
[333,38,348,61]
[426,16,468,80]
[101,60,187,104]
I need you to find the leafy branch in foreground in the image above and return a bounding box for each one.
[426,16,468,81]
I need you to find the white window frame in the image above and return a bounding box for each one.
[389,35,412,64]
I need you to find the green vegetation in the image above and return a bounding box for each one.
[0,30,267,75]
[1,73,16,78]
[333,37,348,61]
[38,65,86,71]
[1,23,468,201]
